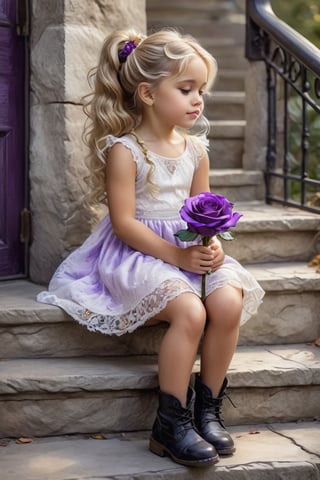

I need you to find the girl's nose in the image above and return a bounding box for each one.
[192,93,202,105]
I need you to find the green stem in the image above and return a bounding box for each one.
[201,236,210,302]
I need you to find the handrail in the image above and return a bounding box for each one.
[246,0,320,76]
[246,0,320,213]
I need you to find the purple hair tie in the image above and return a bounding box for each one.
[118,40,137,64]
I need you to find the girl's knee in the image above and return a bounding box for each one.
[206,286,243,329]
[170,293,206,336]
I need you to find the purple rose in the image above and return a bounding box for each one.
[179,192,242,237]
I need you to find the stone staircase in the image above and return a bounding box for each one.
[147,0,264,204]
[1,221,320,480]
[1,1,320,479]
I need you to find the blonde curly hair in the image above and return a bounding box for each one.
[83,29,218,206]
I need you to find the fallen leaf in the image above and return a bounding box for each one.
[16,437,33,444]
[90,433,106,440]
[0,440,10,447]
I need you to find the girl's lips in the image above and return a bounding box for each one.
[187,110,200,119]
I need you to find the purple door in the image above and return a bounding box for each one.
[0,0,27,278]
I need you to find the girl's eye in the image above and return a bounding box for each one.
[180,88,190,95]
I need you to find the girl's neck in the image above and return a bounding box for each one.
[131,128,186,158]
[134,126,177,144]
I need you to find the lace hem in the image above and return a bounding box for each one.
[38,278,195,336]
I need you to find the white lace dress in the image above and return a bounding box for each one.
[37,134,265,335]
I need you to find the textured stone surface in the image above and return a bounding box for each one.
[31,26,65,103]
[65,0,146,30]
[225,231,318,262]
[210,169,265,202]
[208,121,245,170]
[239,291,320,345]
[224,385,320,425]
[243,61,268,171]
[209,138,244,169]
[0,345,319,436]
[29,0,146,284]
[231,202,320,232]
[29,104,94,283]
[223,202,320,263]
[1,260,319,358]
[3,345,319,393]
[64,25,105,103]
[0,423,319,479]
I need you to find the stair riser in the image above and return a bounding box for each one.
[1,385,319,437]
[0,323,165,358]
[205,102,244,121]
[208,138,243,169]
[224,386,320,425]
[148,21,246,44]
[240,291,320,346]
[215,72,245,91]
[1,289,319,358]
[211,184,265,202]
[223,231,318,263]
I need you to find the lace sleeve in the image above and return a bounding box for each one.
[106,135,143,167]
[187,134,209,169]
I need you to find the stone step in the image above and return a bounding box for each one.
[210,169,265,202]
[1,261,319,358]
[215,68,246,91]
[208,120,245,169]
[205,91,245,120]
[147,9,246,44]
[1,422,319,480]
[223,201,320,264]
[146,0,234,13]
[0,344,319,437]
[204,42,248,71]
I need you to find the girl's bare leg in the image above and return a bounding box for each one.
[149,292,217,466]
[201,285,243,396]
[151,292,206,406]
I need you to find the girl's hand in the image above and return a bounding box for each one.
[208,237,225,271]
[177,245,215,274]
[177,237,225,274]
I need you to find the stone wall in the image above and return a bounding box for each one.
[29,0,146,284]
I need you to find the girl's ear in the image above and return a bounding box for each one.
[137,82,154,106]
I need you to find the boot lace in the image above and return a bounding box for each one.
[204,393,237,427]
[174,407,195,433]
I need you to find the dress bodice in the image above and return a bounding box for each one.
[107,134,203,220]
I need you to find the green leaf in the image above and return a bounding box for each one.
[218,231,234,241]
[174,229,199,242]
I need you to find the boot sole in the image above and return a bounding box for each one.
[216,446,236,455]
[149,437,219,467]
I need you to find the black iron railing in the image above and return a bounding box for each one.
[246,0,320,213]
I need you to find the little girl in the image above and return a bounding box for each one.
[37,29,264,467]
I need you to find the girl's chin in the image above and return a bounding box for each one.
[177,119,198,129]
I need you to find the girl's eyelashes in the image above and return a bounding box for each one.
[179,88,205,96]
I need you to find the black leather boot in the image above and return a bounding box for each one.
[194,374,235,455]
[149,386,219,467]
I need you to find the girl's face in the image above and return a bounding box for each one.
[151,56,208,130]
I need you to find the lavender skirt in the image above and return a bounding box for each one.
[37,214,265,336]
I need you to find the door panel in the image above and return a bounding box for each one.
[0,0,27,277]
